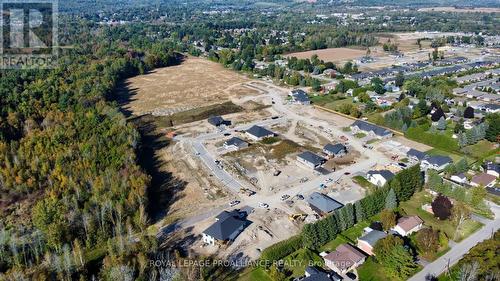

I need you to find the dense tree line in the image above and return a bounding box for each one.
[0,19,183,280]
[302,165,423,249]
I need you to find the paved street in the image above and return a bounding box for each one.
[409,201,500,280]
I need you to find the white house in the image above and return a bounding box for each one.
[223,137,249,150]
[323,143,347,158]
[245,125,275,141]
[202,210,249,245]
[421,155,452,171]
[366,170,394,187]
[486,162,500,178]
[450,173,468,184]
[392,215,423,236]
[297,151,327,170]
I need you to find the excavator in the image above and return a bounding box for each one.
[288,213,307,222]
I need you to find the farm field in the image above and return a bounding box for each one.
[285,47,366,63]
[116,56,256,116]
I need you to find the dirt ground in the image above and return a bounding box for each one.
[418,7,500,13]
[285,47,367,63]
[117,56,254,116]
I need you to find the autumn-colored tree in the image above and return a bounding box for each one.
[415,228,440,254]
[431,195,453,220]
[380,209,397,231]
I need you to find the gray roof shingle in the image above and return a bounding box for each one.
[246,125,274,138]
[298,151,327,166]
[358,230,387,247]
[351,120,392,137]
[306,192,343,214]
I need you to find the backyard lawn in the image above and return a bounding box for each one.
[462,140,499,160]
[357,257,394,281]
[425,148,471,163]
[283,248,324,278]
[238,267,272,281]
[399,192,483,242]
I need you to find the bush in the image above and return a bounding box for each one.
[260,235,303,267]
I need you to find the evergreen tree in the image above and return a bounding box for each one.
[436,117,446,130]
[354,201,365,223]
[385,188,397,210]
[344,203,355,228]
[458,132,468,147]
[334,209,347,231]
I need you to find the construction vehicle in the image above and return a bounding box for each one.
[288,213,307,222]
[239,188,256,196]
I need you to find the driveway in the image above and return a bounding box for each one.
[408,201,500,280]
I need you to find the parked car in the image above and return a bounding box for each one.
[295,194,304,200]
[258,202,269,209]
[229,200,240,207]
[344,172,351,175]
[281,194,290,201]
[325,178,333,183]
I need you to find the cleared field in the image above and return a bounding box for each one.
[418,7,500,13]
[116,56,254,116]
[285,47,366,63]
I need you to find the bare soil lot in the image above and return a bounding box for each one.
[116,56,253,116]
[285,47,366,63]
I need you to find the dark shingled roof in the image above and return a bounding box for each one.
[246,125,274,138]
[291,89,310,103]
[203,211,248,241]
[407,148,427,161]
[324,143,347,155]
[306,192,343,214]
[351,120,392,137]
[367,170,395,181]
[425,155,452,166]
[208,116,225,126]
[225,137,247,148]
[298,151,327,166]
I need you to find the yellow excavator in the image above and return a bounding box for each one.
[288,213,307,222]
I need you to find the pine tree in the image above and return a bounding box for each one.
[436,116,446,130]
[334,209,347,231]
[458,132,468,147]
[344,204,355,228]
[385,188,397,210]
[354,201,365,223]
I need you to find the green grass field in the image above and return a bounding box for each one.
[399,192,483,242]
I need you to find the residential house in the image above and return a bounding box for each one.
[421,155,452,171]
[245,125,275,141]
[392,216,423,236]
[350,120,393,139]
[483,104,500,114]
[208,116,230,127]
[297,151,327,169]
[202,210,249,245]
[357,230,387,256]
[470,173,497,188]
[366,170,395,187]
[456,73,488,84]
[450,173,468,184]
[324,244,366,274]
[323,143,348,158]
[306,192,344,216]
[406,148,427,162]
[223,137,248,150]
[290,89,311,105]
[303,266,343,281]
[485,162,500,178]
